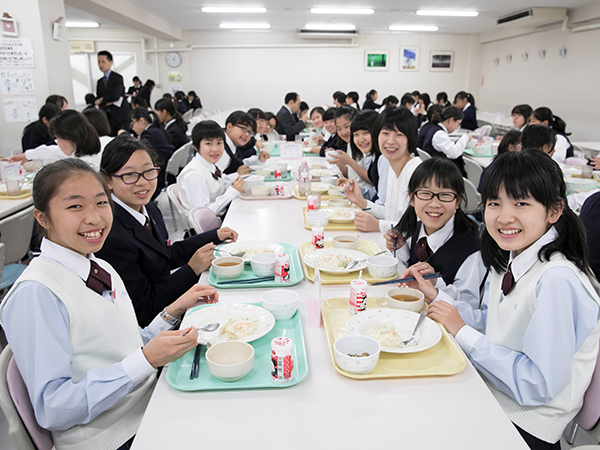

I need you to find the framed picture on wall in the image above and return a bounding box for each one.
[365,50,388,71]
[429,51,454,72]
[1,17,18,37]
[399,47,419,71]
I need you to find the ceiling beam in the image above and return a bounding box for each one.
[65,0,183,41]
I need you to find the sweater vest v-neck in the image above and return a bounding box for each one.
[422,124,466,176]
[177,156,226,211]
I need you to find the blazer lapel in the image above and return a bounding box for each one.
[114,203,169,258]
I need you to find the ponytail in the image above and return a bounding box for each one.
[154,97,187,132]
[366,89,377,101]
[432,106,463,125]
[551,114,570,136]
[129,107,172,144]
[174,111,188,133]
[533,107,570,136]
[454,91,476,110]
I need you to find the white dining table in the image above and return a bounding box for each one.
[573,142,600,158]
[0,195,32,220]
[131,172,528,450]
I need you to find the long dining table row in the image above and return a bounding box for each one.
[131,157,529,450]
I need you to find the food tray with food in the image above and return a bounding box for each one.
[293,184,339,201]
[463,147,493,157]
[321,297,467,379]
[301,206,358,231]
[0,191,32,199]
[299,241,398,285]
[238,183,293,201]
[208,243,303,288]
[167,302,308,391]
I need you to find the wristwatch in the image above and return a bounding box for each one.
[160,308,181,326]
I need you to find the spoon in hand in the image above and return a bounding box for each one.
[402,311,427,346]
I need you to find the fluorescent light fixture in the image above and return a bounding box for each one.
[219,22,270,29]
[64,21,99,28]
[310,8,374,15]
[389,25,438,32]
[202,6,267,13]
[417,10,478,17]
[305,23,356,31]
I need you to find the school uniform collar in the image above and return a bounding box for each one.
[520,123,528,132]
[40,237,100,282]
[195,152,219,172]
[439,123,449,134]
[111,193,149,227]
[225,133,235,152]
[165,119,176,129]
[462,102,472,112]
[144,123,152,131]
[417,214,455,254]
[509,226,559,282]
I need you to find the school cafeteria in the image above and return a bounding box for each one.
[1,1,600,450]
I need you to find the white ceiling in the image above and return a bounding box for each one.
[66,0,596,34]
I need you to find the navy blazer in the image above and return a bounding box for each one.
[166,121,190,150]
[138,86,152,107]
[417,122,436,149]
[362,99,381,110]
[276,106,305,141]
[96,202,222,327]
[96,71,131,129]
[223,141,245,175]
[461,105,478,131]
[140,125,175,198]
[22,122,52,151]
[580,191,600,282]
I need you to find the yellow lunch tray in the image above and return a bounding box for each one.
[293,184,340,201]
[299,240,398,285]
[301,206,358,231]
[322,297,467,379]
[0,190,32,200]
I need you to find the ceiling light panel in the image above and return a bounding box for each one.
[310,8,374,15]
[305,23,356,30]
[65,21,100,28]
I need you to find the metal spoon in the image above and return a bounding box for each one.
[216,249,246,258]
[345,250,387,270]
[197,322,220,332]
[402,311,427,346]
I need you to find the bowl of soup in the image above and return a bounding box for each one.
[211,256,244,279]
[332,235,360,250]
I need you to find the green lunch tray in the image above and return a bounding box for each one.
[262,170,293,182]
[209,243,304,289]
[463,147,493,157]
[166,303,308,391]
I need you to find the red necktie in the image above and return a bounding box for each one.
[502,263,515,296]
[86,260,112,296]
[414,237,433,262]
[144,216,155,237]
[212,167,222,180]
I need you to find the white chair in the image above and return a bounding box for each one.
[474,125,493,137]
[182,109,194,123]
[0,206,34,292]
[565,157,588,166]
[463,156,483,188]
[417,148,431,161]
[164,142,194,231]
[166,185,192,232]
[188,207,221,235]
[192,108,203,118]
[462,178,482,214]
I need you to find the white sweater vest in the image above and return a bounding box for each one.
[485,253,600,443]
[0,257,156,450]
[177,156,225,211]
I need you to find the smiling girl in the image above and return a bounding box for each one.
[415,150,600,450]
[385,158,485,309]
[0,158,216,450]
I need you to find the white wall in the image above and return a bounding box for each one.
[478,26,600,141]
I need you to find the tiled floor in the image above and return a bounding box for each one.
[0,193,597,449]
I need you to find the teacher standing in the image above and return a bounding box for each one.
[95,50,131,136]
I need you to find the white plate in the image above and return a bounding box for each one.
[346,309,442,354]
[319,207,356,223]
[216,240,285,263]
[309,169,336,177]
[303,248,368,274]
[182,303,275,345]
[309,182,330,193]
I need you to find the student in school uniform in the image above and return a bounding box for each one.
[126,76,142,98]
[521,125,556,159]
[413,150,600,450]
[276,92,308,141]
[436,92,451,107]
[478,129,522,192]
[379,95,399,113]
[128,107,175,199]
[246,108,269,148]
[83,94,97,113]
[422,106,472,176]
[21,103,61,151]
[416,105,442,149]
[12,110,102,170]
[315,108,343,156]
[154,98,190,150]
[187,91,202,110]
[46,94,69,110]
[218,111,269,176]
[0,158,218,450]
[453,91,477,131]
[264,112,281,141]
[326,106,358,175]
[529,107,573,163]
[83,108,114,152]
[174,91,189,114]
[511,104,533,131]
[362,89,381,110]
[137,80,155,108]
[385,158,486,310]
[345,91,361,110]
[95,51,131,136]
[178,120,244,216]
[580,191,600,282]
[333,92,347,108]
[345,106,422,233]
[97,136,237,327]
[418,93,432,116]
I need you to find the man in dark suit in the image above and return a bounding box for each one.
[95,50,131,136]
[276,92,308,141]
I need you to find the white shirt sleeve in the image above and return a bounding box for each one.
[432,131,469,159]
[553,134,569,164]
[243,155,261,166]
[434,251,487,310]
[24,144,68,163]
[180,171,239,216]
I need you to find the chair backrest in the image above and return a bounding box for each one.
[0,346,53,450]
[188,207,221,234]
[192,108,203,117]
[0,205,35,265]
[462,178,482,213]
[474,125,493,137]
[463,156,483,188]
[166,142,193,178]
[182,109,194,123]
[416,148,431,161]
[575,346,600,430]
[0,243,5,283]
[565,157,588,166]
[166,185,192,231]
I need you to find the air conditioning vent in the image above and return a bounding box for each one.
[297,29,359,39]
[497,7,566,28]
[497,10,532,25]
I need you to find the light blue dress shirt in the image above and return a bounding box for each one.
[443,228,600,406]
[1,239,172,431]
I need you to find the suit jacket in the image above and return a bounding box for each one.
[276,106,305,141]
[96,71,131,127]
[96,202,221,326]
[166,121,190,150]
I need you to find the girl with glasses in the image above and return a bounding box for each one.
[96,135,237,327]
[385,158,486,310]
